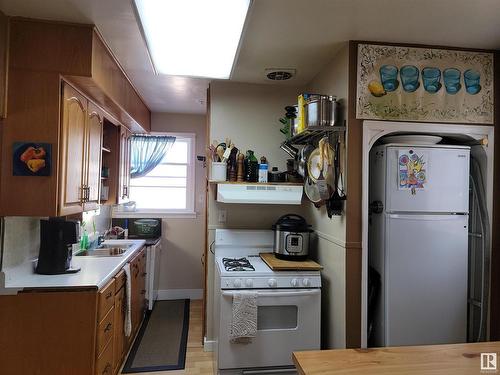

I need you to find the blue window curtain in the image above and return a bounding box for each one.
[130,135,176,179]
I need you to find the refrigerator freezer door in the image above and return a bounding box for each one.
[384,214,468,346]
[385,146,470,213]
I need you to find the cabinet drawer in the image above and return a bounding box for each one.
[98,279,115,322]
[114,269,126,292]
[95,339,114,375]
[96,306,114,356]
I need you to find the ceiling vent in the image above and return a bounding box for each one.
[265,68,296,81]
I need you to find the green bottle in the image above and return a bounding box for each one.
[245,150,258,182]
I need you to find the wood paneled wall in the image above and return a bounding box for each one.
[0,10,8,118]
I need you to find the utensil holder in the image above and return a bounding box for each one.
[210,162,227,181]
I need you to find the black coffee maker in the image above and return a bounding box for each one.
[35,218,81,275]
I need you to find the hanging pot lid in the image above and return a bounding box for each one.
[304,177,321,203]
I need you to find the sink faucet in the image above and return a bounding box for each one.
[102,226,126,240]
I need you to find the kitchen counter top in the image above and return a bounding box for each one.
[1,239,146,292]
[293,341,500,374]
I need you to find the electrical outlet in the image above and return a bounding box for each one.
[218,209,227,224]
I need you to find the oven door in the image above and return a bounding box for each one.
[218,289,321,370]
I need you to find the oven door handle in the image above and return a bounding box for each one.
[222,289,320,298]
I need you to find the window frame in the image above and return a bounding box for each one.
[127,132,196,217]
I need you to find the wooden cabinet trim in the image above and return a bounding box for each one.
[95,338,114,375]
[98,278,115,323]
[96,305,115,356]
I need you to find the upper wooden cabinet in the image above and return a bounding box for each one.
[0,18,148,216]
[118,126,132,202]
[59,85,88,216]
[59,83,103,216]
[86,102,104,210]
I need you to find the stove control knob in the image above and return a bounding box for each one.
[291,278,299,287]
[268,278,277,288]
[245,279,253,288]
[302,278,311,287]
[234,279,242,288]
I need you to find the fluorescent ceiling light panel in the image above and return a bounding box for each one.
[135,0,251,79]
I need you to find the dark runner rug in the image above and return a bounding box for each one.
[122,299,190,373]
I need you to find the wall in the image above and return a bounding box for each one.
[0,206,112,273]
[205,81,306,342]
[150,112,207,298]
[303,43,350,349]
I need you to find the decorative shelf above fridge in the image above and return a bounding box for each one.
[212,182,303,205]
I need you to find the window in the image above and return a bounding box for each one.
[129,133,195,213]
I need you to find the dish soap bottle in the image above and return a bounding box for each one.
[80,229,89,250]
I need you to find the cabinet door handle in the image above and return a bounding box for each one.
[142,272,147,277]
[105,291,112,299]
[102,363,112,374]
[141,290,146,295]
[86,186,91,201]
[104,322,112,332]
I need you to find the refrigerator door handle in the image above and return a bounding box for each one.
[370,201,384,214]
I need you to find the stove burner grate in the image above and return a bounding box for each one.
[222,257,255,272]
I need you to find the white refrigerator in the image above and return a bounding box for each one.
[369,144,470,347]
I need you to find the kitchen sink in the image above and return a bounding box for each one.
[75,247,128,257]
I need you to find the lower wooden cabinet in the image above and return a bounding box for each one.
[96,340,114,375]
[0,247,147,375]
[130,247,147,336]
[113,285,126,373]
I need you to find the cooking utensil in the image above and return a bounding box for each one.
[216,145,225,162]
[305,95,338,127]
[280,143,299,159]
[315,138,330,200]
[272,214,312,260]
[298,144,315,178]
[208,144,217,162]
[326,135,346,217]
[222,143,233,163]
[304,176,321,204]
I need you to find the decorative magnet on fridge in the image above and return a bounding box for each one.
[13,142,51,176]
[398,149,427,194]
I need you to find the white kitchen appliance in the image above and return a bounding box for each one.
[216,183,303,205]
[369,143,470,347]
[145,239,162,310]
[213,229,321,375]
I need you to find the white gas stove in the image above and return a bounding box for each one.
[216,253,321,289]
[213,229,321,375]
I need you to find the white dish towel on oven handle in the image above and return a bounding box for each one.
[230,291,258,342]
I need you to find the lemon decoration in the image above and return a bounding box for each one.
[368,80,386,97]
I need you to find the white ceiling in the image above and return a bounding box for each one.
[1,0,500,114]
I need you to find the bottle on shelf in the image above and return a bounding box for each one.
[244,150,259,182]
[259,156,268,183]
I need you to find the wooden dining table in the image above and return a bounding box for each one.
[293,341,500,374]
